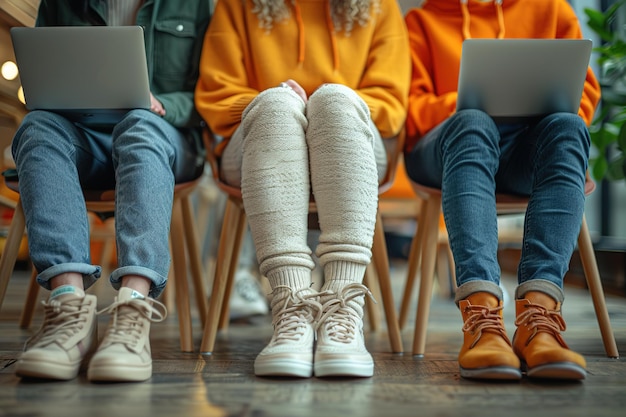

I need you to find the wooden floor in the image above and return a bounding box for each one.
[1,259,626,417]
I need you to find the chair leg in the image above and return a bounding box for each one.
[170,199,194,352]
[412,196,441,356]
[218,215,247,330]
[577,215,619,358]
[399,198,426,329]
[363,261,382,332]
[19,267,39,328]
[200,198,245,354]
[0,199,26,314]
[372,211,403,353]
[181,194,208,325]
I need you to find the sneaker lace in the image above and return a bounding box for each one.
[97,297,167,348]
[462,303,509,348]
[24,298,90,349]
[271,286,322,345]
[514,302,568,347]
[316,283,375,344]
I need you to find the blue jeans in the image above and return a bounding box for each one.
[404,110,590,302]
[11,110,203,298]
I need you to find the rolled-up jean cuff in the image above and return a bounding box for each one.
[454,280,503,307]
[36,262,101,291]
[110,266,167,299]
[515,279,564,304]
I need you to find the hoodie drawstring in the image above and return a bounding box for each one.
[291,1,339,71]
[325,2,340,71]
[293,2,305,64]
[460,0,505,39]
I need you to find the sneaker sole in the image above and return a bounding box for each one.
[87,364,152,382]
[314,359,374,378]
[525,362,586,380]
[460,366,522,380]
[16,359,81,381]
[254,358,313,377]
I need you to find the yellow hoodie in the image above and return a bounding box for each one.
[195,0,411,150]
[404,0,601,150]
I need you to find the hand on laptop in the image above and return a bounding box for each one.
[150,93,166,117]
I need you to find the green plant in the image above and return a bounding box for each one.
[585,0,626,181]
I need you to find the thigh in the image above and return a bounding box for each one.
[403,121,446,188]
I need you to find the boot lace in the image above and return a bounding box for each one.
[25,297,91,349]
[514,302,567,347]
[462,303,509,349]
[97,297,167,349]
[316,283,375,344]
[270,286,322,345]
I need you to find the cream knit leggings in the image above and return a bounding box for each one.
[221,84,387,296]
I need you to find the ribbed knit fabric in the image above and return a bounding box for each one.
[307,84,378,290]
[239,87,316,289]
[224,84,379,307]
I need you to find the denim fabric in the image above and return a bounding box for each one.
[11,110,203,298]
[405,109,590,291]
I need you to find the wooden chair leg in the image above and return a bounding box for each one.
[577,215,619,358]
[372,211,403,353]
[200,198,245,354]
[399,198,426,329]
[181,194,208,325]
[0,199,27,314]
[412,196,441,356]
[170,199,194,352]
[363,261,382,332]
[19,267,39,328]
[218,215,247,330]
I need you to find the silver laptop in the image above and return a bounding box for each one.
[456,39,592,120]
[10,26,151,125]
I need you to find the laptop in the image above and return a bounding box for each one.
[456,39,592,120]
[10,26,151,125]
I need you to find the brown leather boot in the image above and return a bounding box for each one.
[513,291,586,380]
[458,292,521,380]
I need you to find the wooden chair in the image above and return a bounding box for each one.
[401,175,620,358]
[199,128,405,354]
[0,173,208,352]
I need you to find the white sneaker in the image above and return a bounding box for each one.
[254,286,321,377]
[314,283,374,377]
[229,270,269,320]
[87,287,167,382]
[16,286,98,380]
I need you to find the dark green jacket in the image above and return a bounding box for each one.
[36,0,212,138]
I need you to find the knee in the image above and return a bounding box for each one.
[242,87,305,123]
[442,109,499,150]
[541,112,590,155]
[307,84,369,120]
[12,111,75,157]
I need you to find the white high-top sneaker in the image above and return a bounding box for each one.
[314,283,374,377]
[254,286,321,377]
[87,287,166,382]
[16,285,98,380]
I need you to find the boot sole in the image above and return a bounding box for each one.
[525,362,586,380]
[460,366,522,380]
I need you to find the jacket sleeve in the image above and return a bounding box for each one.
[354,0,411,139]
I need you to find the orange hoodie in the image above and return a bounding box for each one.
[195,0,411,151]
[404,0,601,150]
